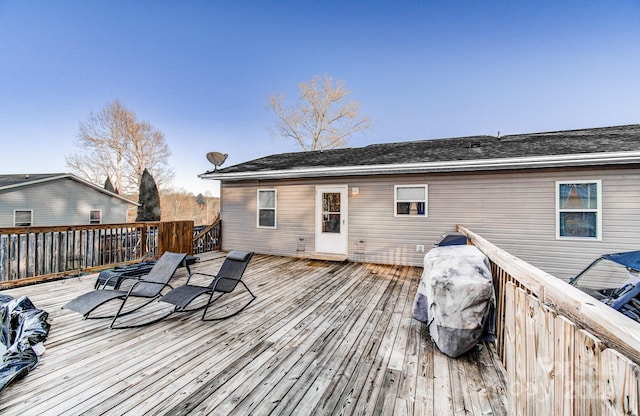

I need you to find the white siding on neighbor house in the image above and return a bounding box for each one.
[219,165,640,280]
[0,178,132,227]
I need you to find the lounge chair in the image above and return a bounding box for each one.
[159,250,255,321]
[63,252,187,329]
[94,261,156,290]
[94,255,198,290]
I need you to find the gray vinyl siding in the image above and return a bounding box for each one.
[0,178,132,226]
[219,165,640,280]
[221,181,316,255]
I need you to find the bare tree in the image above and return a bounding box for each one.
[124,119,173,192]
[269,74,370,151]
[160,189,220,225]
[66,100,174,194]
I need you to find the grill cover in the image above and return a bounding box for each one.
[413,245,495,357]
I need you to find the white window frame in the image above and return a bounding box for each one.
[14,210,33,227]
[394,185,428,217]
[257,189,277,229]
[556,180,602,241]
[90,210,102,225]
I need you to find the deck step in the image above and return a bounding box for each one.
[308,253,348,262]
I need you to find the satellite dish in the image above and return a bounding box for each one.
[206,152,228,171]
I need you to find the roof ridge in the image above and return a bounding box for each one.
[501,123,640,139]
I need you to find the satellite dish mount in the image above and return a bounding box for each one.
[206,152,228,171]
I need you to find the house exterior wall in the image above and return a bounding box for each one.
[0,178,132,227]
[219,165,640,280]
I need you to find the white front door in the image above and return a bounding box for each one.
[315,185,348,255]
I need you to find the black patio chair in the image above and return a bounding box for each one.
[159,250,255,321]
[63,252,187,329]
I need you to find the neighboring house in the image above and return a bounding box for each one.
[0,173,138,227]
[200,124,640,280]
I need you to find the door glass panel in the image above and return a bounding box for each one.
[322,192,341,233]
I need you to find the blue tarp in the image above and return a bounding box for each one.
[602,250,640,272]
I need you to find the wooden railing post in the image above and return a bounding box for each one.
[140,226,148,259]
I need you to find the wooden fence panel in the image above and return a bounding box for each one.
[514,287,528,416]
[504,282,517,415]
[533,301,555,416]
[159,221,194,256]
[600,348,640,415]
[458,225,640,416]
[574,329,603,415]
[554,316,575,416]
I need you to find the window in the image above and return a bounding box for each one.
[556,180,601,240]
[14,210,33,227]
[257,189,276,228]
[90,210,102,224]
[321,192,341,233]
[395,185,428,217]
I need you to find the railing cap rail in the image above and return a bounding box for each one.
[458,224,640,365]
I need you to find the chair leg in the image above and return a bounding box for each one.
[84,296,156,321]
[201,281,257,321]
[109,298,129,328]
[109,309,174,329]
[109,296,173,329]
[173,292,224,313]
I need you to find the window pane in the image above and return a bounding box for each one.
[90,210,101,224]
[397,186,425,201]
[15,211,32,226]
[559,183,597,210]
[397,202,425,215]
[560,212,597,238]
[322,193,340,212]
[322,213,341,233]
[258,191,275,209]
[397,202,410,215]
[259,209,275,227]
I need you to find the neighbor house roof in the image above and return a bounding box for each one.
[200,124,640,181]
[0,173,138,205]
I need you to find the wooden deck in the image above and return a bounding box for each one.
[0,252,508,415]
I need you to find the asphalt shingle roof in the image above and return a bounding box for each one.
[0,173,67,189]
[210,124,640,175]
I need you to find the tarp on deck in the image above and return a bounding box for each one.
[0,295,50,393]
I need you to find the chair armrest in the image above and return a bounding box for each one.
[211,276,241,291]
[185,272,217,286]
[108,274,147,290]
[100,274,126,290]
[126,278,173,295]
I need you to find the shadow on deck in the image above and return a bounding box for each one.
[0,252,507,415]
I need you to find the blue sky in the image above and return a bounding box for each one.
[1,1,639,196]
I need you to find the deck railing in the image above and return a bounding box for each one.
[458,225,640,415]
[0,220,218,289]
[193,216,221,255]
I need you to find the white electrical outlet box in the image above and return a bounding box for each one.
[416,245,425,252]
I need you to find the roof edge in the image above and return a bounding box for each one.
[199,150,640,181]
[0,174,139,205]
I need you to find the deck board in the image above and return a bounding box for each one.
[0,252,508,415]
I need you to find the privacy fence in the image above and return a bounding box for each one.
[458,225,640,415]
